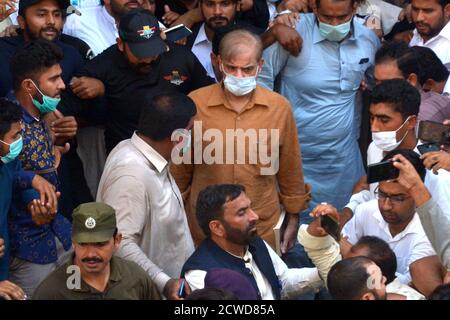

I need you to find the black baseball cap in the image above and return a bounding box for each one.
[19,0,70,16]
[118,9,168,60]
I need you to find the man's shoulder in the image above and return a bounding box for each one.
[188,83,221,102]
[353,199,380,219]
[112,256,151,281]
[354,22,380,45]
[255,85,292,108]
[32,262,72,299]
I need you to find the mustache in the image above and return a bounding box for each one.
[208,16,229,23]
[81,257,103,263]
[41,27,59,33]
[125,1,140,6]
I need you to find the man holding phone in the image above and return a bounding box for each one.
[343,149,439,294]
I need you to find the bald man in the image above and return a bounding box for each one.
[171,29,311,254]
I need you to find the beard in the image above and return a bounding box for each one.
[222,220,258,246]
[25,25,60,41]
[205,16,232,31]
[110,0,142,19]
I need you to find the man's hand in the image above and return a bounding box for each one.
[307,203,340,237]
[238,0,253,12]
[0,280,26,300]
[280,213,299,254]
[339,235,352,258]
[163,278,191,300]
[339,207,353,228]
[162,5,180,27]
[31,175,58,211]
[70,76,105,99]
[54,142,70,169]
[0,238,4,258]
[0,0,17,22]
[270,12,300,29]
[421,150,450,174]
[277,0,310,13]
[172,8,203,29]
[269,23,302,56]
[352,175,369,194]
[28,198,58,226]
[398,4,412,23]
[0,24,18,37]
[49,109,78,143]
[392,153,431,206]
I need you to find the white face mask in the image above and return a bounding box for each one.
[221,64,258,96]
[372,116,412,151]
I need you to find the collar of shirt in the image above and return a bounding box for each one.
[130,132,168,173]
[373,209,422,241]
[5,92,40,123]
[412,21,450,45]
[206,84,271,112]
[67,256,122,293]
[101,5,117,33]
[193,23,210,47]
[312,16,359,44]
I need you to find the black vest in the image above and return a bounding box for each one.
[181,237,282,300]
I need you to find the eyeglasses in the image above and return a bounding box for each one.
[374,187,410,205]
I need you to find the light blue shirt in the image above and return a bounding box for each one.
[258,13,380,213]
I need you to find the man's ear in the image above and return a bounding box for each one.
[17,15,26,31]
[422,79,435,92]
[117,38,124,52]
[114,233,123,248]
[22,79,36,95]
[444,4,450,19]
[407,73,419,88]
[407,115,417,130]
[361,292,376,300]
[209,220,225,238]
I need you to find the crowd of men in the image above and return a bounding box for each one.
[0,0,449,300]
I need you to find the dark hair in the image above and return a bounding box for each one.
[137,92,196,141]
[382,149,426,181]
[0,98,23,140]
[437,0,450,7]
[316,0,358,8]
[10,39,63,91]
[409,46,449,86]
[186,288,238,300]
[196,184,246,237]
[371,79,420,121]
[429,283,450,300]
[327,256,375,300]
[352,236,397,284]
[375,41,420,80]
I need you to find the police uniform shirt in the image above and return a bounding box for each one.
[32,256,162,300]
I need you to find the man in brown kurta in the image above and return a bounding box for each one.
[171,29,311,252]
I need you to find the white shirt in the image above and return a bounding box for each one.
[64,6,117,56]
[343,199,436,285]
[386,278,425,300]
[185,240,322,300]
[64,6,166,56]
[410,21,450,94]
[97,133,195,294]
[345,141,450,215]
[191,23,216,80]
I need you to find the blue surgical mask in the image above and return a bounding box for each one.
[318,18,352,42]
[29,80,61,114]
[0,136,23,164]
[222,65,258,96]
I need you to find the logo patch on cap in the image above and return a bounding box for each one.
[138,26,156,39]
[85,217,96,229]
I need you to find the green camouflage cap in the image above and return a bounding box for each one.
[72,202,117,244]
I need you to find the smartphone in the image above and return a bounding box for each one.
[320,215,340,241]
[367,160,399,184]
[418,120,450,145]
[164,24,193,42]
[417,142,441,155]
